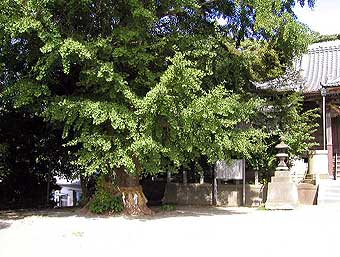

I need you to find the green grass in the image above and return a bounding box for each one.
[160,204,176,212]
[257,204,269,211]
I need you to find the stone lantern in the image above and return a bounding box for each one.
[275,141,289,174]
[265,140,299,210]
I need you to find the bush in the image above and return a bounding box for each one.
[88,175,123,214]
[89,191,124,214]
[160,204,176,212]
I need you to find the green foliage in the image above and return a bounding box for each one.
[280,93,319,157]
[257,204,269,211]
[243,41,285,82]
[0,0,317,185]
[160,204,176,212]
[273,15,314,65]
[248,91,319,180]
[1,80,50,109]
[312,33,340,43]
[89,176,123,214]
[137,52,268,173]
[89,192,123,214]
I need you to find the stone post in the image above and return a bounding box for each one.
[199,173,204,184]
[265,140,299,209]
[167,171,171,183]
[183,169,187,185]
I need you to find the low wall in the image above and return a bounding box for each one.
[163,183,266,207]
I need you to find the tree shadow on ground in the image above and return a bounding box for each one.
[0,207,94,220]
[0,221,11,230]
[126,206,250,221]
[0,206,252,221]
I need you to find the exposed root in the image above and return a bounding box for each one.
[120,186,153,216]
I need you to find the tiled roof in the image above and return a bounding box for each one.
[294,40,340,93]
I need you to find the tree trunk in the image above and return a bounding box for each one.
[212,164,218,206]
[80,175,90,205]
[46,168,51,207]
[116,168,153,216]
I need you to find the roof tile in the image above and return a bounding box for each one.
[296,40,340,92]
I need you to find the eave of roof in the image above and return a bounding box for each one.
[294,40,340,93]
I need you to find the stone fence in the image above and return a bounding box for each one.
[163,183,267,207]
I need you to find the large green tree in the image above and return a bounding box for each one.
[0,0,315,214]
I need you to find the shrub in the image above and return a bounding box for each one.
[160,204,176,212]
[89,191,124,214]
[88,175,124,214]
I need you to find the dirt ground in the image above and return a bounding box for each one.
[1,205,340,257]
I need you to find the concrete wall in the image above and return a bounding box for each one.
[163,183,266,207]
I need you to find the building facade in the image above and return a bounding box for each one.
[295,40,340,179]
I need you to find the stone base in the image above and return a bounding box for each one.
[265,201,298,210]
[265,181,299,210]
[297,183,317,205]
[319,174,332,180]
[271,176,290,183]
[308,150,328,176]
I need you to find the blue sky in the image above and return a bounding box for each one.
[294,0,340,35]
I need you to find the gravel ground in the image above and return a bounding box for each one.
[1,205,340,257]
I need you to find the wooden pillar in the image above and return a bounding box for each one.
[326,111,334,178]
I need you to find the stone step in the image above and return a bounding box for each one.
[319,184,340,189]
[321,179,340,182]
[317,180,340,205]
[271,176,291,183]
[318,194,340,202]
[318,197,340,201]
[318,193,340,198]
[318,199,340,202]
[318,186,340,191]
[318,195,340,201]
[318,200,340,205]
